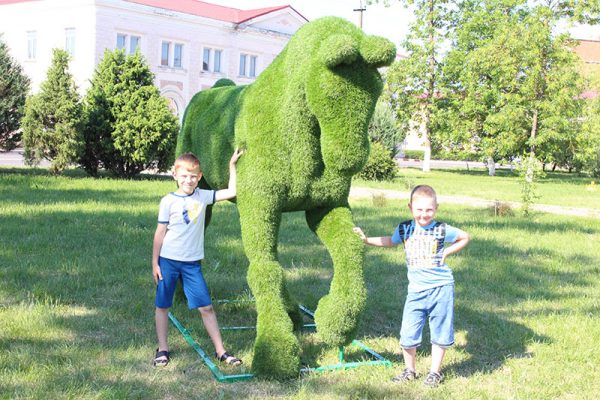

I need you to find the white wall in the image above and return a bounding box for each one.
[0,0,305,117]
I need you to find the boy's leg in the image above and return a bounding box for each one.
[426,284,454,383]
[430,344,446,374]
[155,307,170,351]
[154,257,180,356]
[402,347,417,371]
[198,305,225,356]
[399,291,428,370]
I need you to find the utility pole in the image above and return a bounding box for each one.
[353,0,366,29]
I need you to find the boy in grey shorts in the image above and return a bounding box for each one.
[354,185,469,387]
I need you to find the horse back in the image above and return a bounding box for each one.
[177,84,246,189]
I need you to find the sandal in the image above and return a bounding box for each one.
[423,371,444,388]
[216,351,242,366]
[391,368,418,383]
[153,349,170,367]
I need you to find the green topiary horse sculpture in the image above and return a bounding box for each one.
[177,16,396,379]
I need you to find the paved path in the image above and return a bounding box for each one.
[350,187,600,219]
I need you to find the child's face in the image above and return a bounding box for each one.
[409,195,437,227]
[173,164,202,195]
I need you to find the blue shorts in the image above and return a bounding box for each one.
[400,284,454,349]
[155,257,212,309]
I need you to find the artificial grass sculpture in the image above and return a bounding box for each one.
[177,17,396,379]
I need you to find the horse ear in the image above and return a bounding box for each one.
[318,34,359,68]
[360,35,396,68]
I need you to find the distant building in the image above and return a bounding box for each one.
[574,38,600,98]
[0,0,307,118]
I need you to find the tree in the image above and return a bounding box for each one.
[368,101,402,153]
[380,0,453,172]
[441,0,591,177]
[21,49,82,173]
[0,40,30,151]
[81,49,178,177]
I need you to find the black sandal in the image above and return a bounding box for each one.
[216,351,242,366]
[153,349,170,367]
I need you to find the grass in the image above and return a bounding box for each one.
[1,167,600,399]
[353,167,600,209]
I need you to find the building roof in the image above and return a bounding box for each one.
[125,0,305,24]
[0,0,307,24]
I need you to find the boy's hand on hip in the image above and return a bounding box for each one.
[152,264,163,284]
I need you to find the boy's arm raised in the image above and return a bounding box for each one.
[215,148,243,202]
[353,227,396,247]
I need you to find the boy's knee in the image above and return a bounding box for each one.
[198,305,214,315]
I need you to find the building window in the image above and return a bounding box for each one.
[174,43,183,68]
[203,48,223,73]
[117,34,127,50]
[161,41,184,68]
[214,49,222,73]
[27,31,37,60]
[65,28,75,56]
[130,35,140,54]
[239,54,246,76]
[117,34,141,54]
[203,48,210,71]
[161,41,170,66]
[249,55,257,78]
[239,53,258,77]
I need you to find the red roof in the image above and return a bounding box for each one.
[124,0,303,24]
[0,0,306,23]
[0,0,40,4]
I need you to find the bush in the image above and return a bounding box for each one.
[21,49,82,173]
[403,149,424,160]
[358,141,397,181]
[368,102,400,153]
[81,49,178,177]
[0,40,30,150]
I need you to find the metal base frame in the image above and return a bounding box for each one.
[168,301,392,383]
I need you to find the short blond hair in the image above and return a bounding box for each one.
[174,152,201,173]
[409,184,437,204]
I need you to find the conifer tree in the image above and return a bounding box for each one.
[0,40,30,150]
[81,49,178,177]
[21,49,82,173]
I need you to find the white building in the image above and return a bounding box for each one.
[0,0,307,117]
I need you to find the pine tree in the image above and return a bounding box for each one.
[0,40,30,150]
[21,48,82,173]
[81,49,178,177]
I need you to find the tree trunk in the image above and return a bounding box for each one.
[487,157,496,176]
[423,138,431,172]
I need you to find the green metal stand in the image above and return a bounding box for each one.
[168,301,392,382]
[168,312,254,382]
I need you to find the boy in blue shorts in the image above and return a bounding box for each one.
[353,185,469,387]
[152,149,243,367]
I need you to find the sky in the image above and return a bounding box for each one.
[209,0,599,45]
[209,0,414,50]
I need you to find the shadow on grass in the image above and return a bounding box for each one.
[1,171,598,396]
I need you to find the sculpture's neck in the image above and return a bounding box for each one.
[319,120,370,177]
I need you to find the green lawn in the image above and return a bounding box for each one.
[354,167,600,209]
[1,168,600,399]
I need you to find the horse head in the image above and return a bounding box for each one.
[300,18,396,176]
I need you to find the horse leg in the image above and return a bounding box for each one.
[306,206,366,347]
[238,204,301,379]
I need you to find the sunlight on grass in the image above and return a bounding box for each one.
[1,169,600,398]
